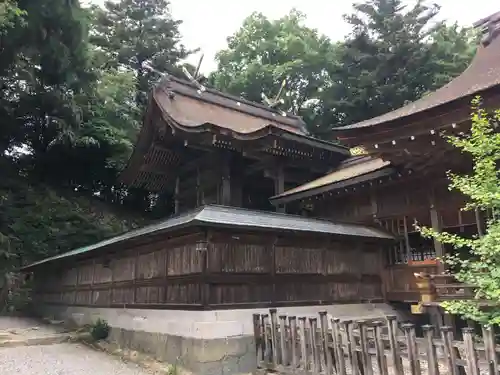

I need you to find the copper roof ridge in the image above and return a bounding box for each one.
[164,75,305,123]
[152,86,351,154]
[157,83,305,133]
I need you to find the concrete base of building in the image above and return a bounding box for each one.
[38,303,403,375]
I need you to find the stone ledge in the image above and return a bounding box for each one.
[108,327,256,375]
[0,334,71,348]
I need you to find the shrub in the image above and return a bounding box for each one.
[90,318,110,341]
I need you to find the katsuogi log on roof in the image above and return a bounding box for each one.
[120,76,350,191]
[334,10,500,147]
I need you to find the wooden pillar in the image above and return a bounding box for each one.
[221,161,231,206]
[274,165,285,213]
[196,167,203,207]
[369,188,378,217]
[230,159,243,207]
[174,176,180,214]
[403,216,412,263]
[201,230,210,309]
[429,191,445,259]
[475,208,485,237]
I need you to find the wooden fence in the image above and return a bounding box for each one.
[252,309,500,375]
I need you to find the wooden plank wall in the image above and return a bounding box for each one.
[314,176,476,230]
[33,229,385,310]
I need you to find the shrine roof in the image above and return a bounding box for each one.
[119,77,350,190]
[155,76,309,135]
[271,157,394,204]
[334,11,500,133]
[21,205,394,270]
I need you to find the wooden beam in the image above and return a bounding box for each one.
[403,216,412,263]
[273,165,285,213]
[174,176,180,214]
[429,189,445,274]
[369,188,378,218]
[475,208,485,237]
[221,160,231,206]
[242,149,330,174]
[196,167,203,206]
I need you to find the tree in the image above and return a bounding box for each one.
[418,98,500,325]
[0,158,141,270]
[1,0,94,160]
[90,0,190,107]
[0,0,153,272]
[39,68,140,197]
[0,0,25,34]
[313,0,476,134]
[428,23,478,88]
[209,10,336,132]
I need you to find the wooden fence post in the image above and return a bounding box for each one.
[402,323,422,375]
[358,321,373,375]
[387,315,404,375]
[332,318,346,375]
[298,317,308,371]
[319,311,333,375]
[373,321,389,375]
[482,326,498,375]
[462,327,479,375]
[441,326,459,375]
[279,315,288,366]
[289,316,298,371]
[344,320,364,375]
[422,325,439,375]
[309,317,320,375]
[261,314,270,363]
[270,308,279,366]
[253,314,262,364]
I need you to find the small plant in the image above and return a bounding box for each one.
[90,318,110,341]
[165,363,178,375]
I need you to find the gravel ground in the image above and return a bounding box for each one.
[0,342,153,375]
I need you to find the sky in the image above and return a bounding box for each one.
[90,0,499,73]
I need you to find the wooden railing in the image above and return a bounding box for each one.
[415,273,477,305]
[384,262,440,302]
[253,309,500,375]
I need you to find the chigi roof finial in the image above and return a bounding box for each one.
[474,11,500,47]
[182,53,206,94]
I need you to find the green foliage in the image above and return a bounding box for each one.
[209,1,476,136]
[315,0,476,133]
[417,98,500,325]
[89,0,190,107]
[0,0,94,156]
[0,0,25,34]
[210,9,335,129]
[0,164,140,270]
[90,318,110,341]
[39,68,141,197]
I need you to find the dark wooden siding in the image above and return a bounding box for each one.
[33,228,385,310]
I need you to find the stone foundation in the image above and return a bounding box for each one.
[39,303,404,375]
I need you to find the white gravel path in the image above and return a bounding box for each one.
[0,342,153,375]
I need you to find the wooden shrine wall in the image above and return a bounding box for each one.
[308,175,482,303]
[32,229,385,310]
[312,176,477,229]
